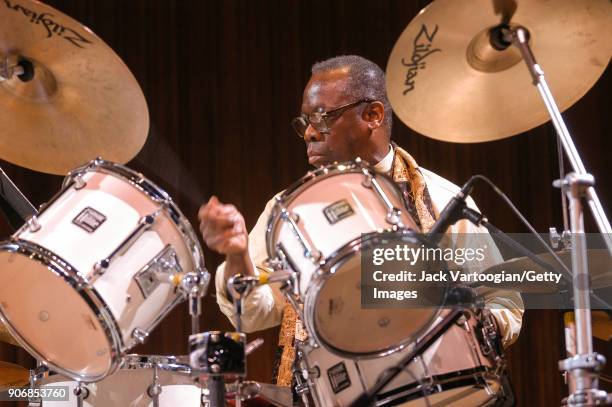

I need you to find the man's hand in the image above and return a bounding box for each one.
[198,196,248,255]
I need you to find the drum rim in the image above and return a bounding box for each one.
[0,239,123,382]
[375,366,502,406]
[265,159,405,260]
[303,229,448,359]
[65,158,208,280]
[121,354,192,374]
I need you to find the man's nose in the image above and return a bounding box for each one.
[304,124,324,142]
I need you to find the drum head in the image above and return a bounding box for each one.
[306,231,448,357]
[0,244,116,381]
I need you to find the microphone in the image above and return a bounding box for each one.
[427,177,477,243]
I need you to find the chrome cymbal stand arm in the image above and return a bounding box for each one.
[556,174,608,406]
[504,26,612,255]
[496,24,612,405]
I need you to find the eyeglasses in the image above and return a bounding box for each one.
[291,99,373,138]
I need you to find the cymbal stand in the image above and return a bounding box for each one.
[491,24,611,406]
[555,174,609,405]
[493,25,612,254]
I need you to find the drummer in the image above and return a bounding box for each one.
[198,55,523,383]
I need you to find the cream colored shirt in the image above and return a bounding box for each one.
[215,149,524,346]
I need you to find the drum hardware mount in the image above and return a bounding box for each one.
[74,382,90,407]
[26,363,46,407]
[189,331,247,407]
[550,227,572,251]
[147,364,162,407]
[132,327,150,344]
[178,269,210,335]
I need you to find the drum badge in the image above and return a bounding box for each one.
[323,200,354,224]
[327,362,351,394]
[72,207,106,233]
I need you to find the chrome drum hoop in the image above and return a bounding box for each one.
[375,367,504,406]
[0,240,123,382]
[65,158,207,278]
[121,354,192,374]
[265,159,402,259]
[303,229,449,360]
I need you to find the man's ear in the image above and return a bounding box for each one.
[362,101,385,130]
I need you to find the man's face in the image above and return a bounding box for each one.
[301,70,370,166]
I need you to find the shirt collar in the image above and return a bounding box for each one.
[372,145,394,174]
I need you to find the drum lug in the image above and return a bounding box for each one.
[74,383,90,407]
[361,170,373,188]
[280,208,322,263]
[132,327,150,344]
[94,211,160,275]
[73,174,86,190]
[361,169,405,228]
[386,208,403,225]
[26,215,41,232]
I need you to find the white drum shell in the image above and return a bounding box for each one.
[302,312,502,407]
[268,170,415,297]
[266,164,439,358]
[0,161,207,381]
[38,357,201,406]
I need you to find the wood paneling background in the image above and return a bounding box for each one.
[0,1,610,405]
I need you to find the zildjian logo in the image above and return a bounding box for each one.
[3,0,92,49]
[402,24,441,94]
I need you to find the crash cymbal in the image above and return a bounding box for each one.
[0,0,149,174]
[0,361,29,390]
[386,0,611,142]
[478,249,611,294]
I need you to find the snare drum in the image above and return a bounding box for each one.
[266,160,445,358]
[38,354,203,406]
[298,310,506,407]
[0,159,209,381]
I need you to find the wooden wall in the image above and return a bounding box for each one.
[0,1,610,405]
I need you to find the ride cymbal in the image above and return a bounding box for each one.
[386,0,611,142]
[0,0,149,174]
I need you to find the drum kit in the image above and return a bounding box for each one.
[0,0,608,407]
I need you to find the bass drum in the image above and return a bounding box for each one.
[299,310,508,407]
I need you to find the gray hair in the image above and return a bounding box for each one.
[311,55,392,132]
